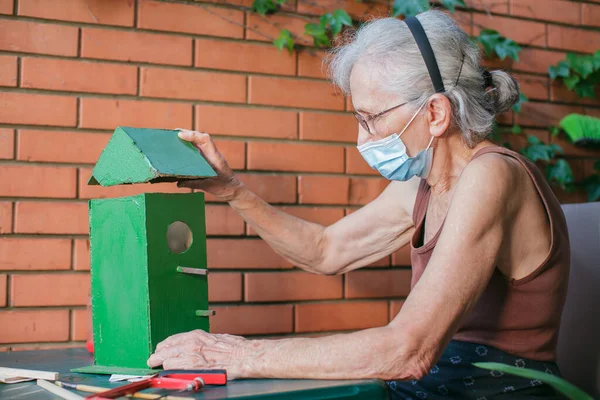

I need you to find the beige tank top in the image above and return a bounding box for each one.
[410,146,570,361]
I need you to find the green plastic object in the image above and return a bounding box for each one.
[88,126,216,187]
[86,192,209,373]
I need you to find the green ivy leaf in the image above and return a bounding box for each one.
[333,9,353,27]
[476,29,521,61]
[548,61,570,80]
[563,74,581,90]
[595,160,600,172]
[511,124,522,134]
[439,0,466,13]
[593,50,600,70]
[520,135,561,162]
[567,53,595,79]
[549,125,561,137]
[546,159,574,189]
[574,82,596,99]
[305,22,326,37]
[512,92,528,113]
[273,29,294,54]
[585,178,600,202]
[251,0,282,15]
[392,0,429,17]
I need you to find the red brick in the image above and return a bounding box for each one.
[140,67,246,103]
[567,159,586,182]
[0,202,11,234]
[74,239,90,271]
[346,147,378,175]
[501,128,549,152]
[346,97,354,112]
[454,11,473,36]
[0,19,77,56]
[515,102,585,128]
[80,98,192,130]
[295,301,388,332]
[21,58,137,95]
[298,176,349,205]
[18,130,110,164]
[10,343,84,351]
[550,81,600,106]
[0,165,76,198]
[391,244,411,266]
[207,239,292,269]
[212,304,293,335]
[510,0,580,24]
[297,50,327,79]
[582,4,600,27]
[0,128,14,159]
[12,273,90,306]
[548,25,600,54]
[0,92,77,126]
[0,238,71,270]
[513,48,566,75]
[196,105,297,140]
[18,0,134,26]
[0,310,69,343]
[208,272,242,302]
[389,300,405,320]
[512,73,548,101]
[472,14,546,47]
[245,271,342,302]
[205,205,244,236]
[348,178,388,205]
[236,174,297,204]
[196,38,295,75]
[553,186,588,204]
[214,139,245,170]
[246,13,307,44]
[78,167,189,199]
[297,0,388,17]
[0,55,16,87]
[14,201,88,235]
[0,274,6,307]
[299,112,357,143]
[550,133,600,158]
[468,0,508,13]
[138,0,243,38]
[248,142,344,173]
[249,76,345,111]
[0,0,13,13]
[345,269,411,299]
[81,28,192,66]
[71,308,90,342]
[585,107,600,119]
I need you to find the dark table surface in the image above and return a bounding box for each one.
[0,348,389,399]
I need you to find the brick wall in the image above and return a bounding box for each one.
[0,0,599,350]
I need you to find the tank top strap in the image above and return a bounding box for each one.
[412,178,431,225]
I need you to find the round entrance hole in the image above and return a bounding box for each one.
[167,221,193,254]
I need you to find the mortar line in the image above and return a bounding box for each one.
[77,28,82,58]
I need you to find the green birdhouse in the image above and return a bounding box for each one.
[73,127,217,375]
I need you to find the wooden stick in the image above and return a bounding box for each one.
[37,379,84,400]
[56,381,191,400]
[0,367,58,381]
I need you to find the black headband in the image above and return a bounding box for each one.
[404,16,446,93]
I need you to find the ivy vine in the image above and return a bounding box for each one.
[249,0,600,202]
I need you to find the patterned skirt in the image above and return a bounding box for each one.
[386,340,563,399]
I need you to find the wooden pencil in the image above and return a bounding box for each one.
[56,381,191,400]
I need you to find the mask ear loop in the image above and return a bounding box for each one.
[398,100,428,139]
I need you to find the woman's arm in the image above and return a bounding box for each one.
[149,154,517,380]
[177,129,417,275]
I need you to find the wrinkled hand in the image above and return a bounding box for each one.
[147,329,248,380]
[176,129,245,202]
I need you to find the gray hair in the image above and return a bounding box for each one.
[326,9,520,147]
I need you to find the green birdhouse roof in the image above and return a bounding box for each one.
[88,127,217,187]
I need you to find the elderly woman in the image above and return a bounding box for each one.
[148,10,569,399]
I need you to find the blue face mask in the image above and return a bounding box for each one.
[357,102,434,181]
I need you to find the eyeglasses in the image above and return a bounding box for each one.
[353,101,408,136]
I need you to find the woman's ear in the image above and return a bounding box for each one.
[426,94,452,138]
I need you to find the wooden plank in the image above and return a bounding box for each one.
[37,379,84,400]
[0,367,58,381]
